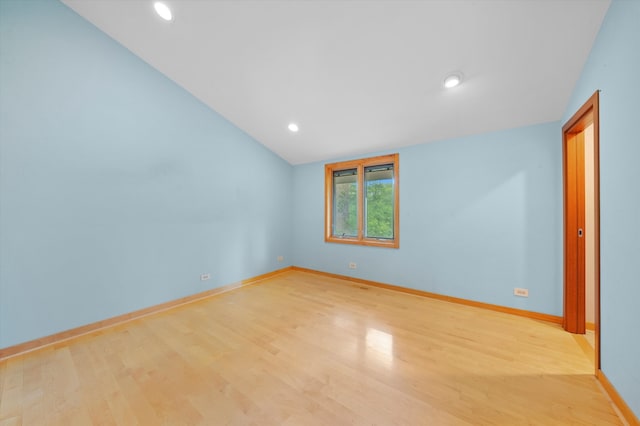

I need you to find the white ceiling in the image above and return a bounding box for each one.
[62,0,610,165]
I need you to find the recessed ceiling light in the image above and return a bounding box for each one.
[443,72,463,89]
[154,2,173,21]
[288,123,299,132]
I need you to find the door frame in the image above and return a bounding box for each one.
[562,90,600,371]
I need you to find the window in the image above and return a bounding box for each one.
[325,153,399,248]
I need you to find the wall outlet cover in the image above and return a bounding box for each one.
[514,287,529,297]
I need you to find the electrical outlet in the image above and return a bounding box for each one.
[277,255,284,262]
[349,262,357,269]
[200,273,211,281]
[514,287,529,297]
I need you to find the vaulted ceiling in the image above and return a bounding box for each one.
[62,0,611,165]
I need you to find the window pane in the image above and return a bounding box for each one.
[364,164,394,239]
[333,169,358,237]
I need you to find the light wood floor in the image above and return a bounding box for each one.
[0,270,623,425]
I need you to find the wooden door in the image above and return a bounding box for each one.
[564,131,586,334]
[562,91,600,372]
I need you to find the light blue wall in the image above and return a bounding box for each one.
[293,122,562,316]
[0,0,292,348]
[563,0,640,417]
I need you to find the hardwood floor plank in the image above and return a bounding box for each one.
[0,270,625,425]
[0,358,23,425]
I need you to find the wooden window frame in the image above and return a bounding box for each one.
[325,153,399,248]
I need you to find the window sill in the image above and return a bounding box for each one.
[325,236,399,249]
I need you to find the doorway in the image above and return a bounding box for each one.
[562,91,600,371]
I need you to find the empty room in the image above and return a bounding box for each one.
[1,0,639,424]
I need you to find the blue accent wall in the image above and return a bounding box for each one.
[0,0,292,348]
[293,122,562,316]
[563,0,640,417]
